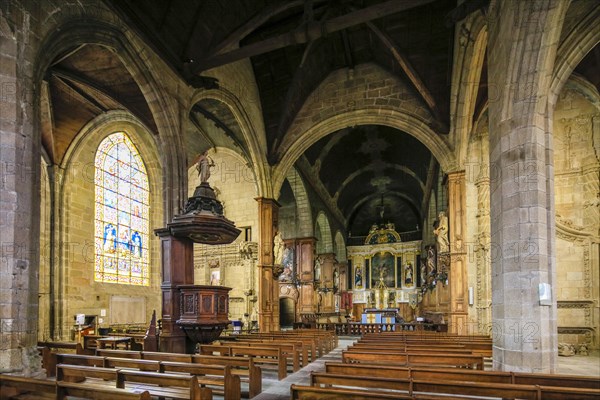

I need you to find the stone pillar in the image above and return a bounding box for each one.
[0,8,43,375]
[448,171,468,334]
[256,198,280,332]
[155,231,194,353]
[487,0,568,372]
[0,6,43,376]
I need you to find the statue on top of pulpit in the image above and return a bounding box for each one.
[195,150,215,184]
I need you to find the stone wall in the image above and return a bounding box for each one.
[54,118,163,340]
[553,78,600,349]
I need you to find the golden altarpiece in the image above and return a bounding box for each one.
[347,223,422,323]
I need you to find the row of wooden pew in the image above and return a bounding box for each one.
[1,329,336,399]
[290,331,600,399]
[341,331,493,369]
[291,362,600,399]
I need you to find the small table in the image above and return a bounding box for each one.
[96,336,132,349]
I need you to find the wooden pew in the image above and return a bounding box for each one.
[119,369,211,400]
[59,354,239,400]
[217,340,301,371]
[200,345,288,380]
[37,341,88,376]
[342,350,484,369]
[349,344,475,355]
[0,374,55,399]
[142,351,193,363]
[45,353,105,377]
[311,372,541,399]
[56,363,212,400]
[228,334,317,362]
[104,357,161,372]
[193,354,262,398]
[248,331,333,357]
[160,361,240,400]
[325,363,600,391]
[538,386,600,400]
[56,382,151,400]
[95,348,262,397]
[96,349,142,359]
[37,341,83,353]
[222,337,308,367]
[357,337,492,357]
[290,384,412,399]
[57,363,118,384]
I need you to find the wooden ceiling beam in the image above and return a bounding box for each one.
[188,0,435,74]
[365,21,438,117]
[54,75,107,113]
[50,67,150,129]
[206,0,312,57]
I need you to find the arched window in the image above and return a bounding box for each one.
[94,132,150,285]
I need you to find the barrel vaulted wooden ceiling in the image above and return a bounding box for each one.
[40,0,599,237]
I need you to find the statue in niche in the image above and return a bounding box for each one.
[314,256,322,281]
[333,268,339,292]
[433,211,449,253]
[426,246,436,275]
[420,260,427,287]
[404,262,414,286]
[354,265,363,288]
[195,150,215,184]
[273,231,284,266]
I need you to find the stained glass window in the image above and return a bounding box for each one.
[94,132,149,286]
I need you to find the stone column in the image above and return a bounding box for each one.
[0,9,43,375]
[487,0,568,372]
[256,198,280,332]
[448,171,468,334]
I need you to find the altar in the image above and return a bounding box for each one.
[361,308,399,324]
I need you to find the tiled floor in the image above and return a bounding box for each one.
[253,337,600,400]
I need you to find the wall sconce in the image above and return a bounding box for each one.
[468,287,474,306]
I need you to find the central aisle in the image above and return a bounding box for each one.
[252,337,355,400]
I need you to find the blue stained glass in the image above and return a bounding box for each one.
[94,132,150,286]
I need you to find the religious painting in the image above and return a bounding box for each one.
[370,252,395,288]
[278,246,295,282]
[354,264,363,289]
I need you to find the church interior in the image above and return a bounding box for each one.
[1,0,600,396]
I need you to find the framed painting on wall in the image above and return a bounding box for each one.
[370,252,395,288]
